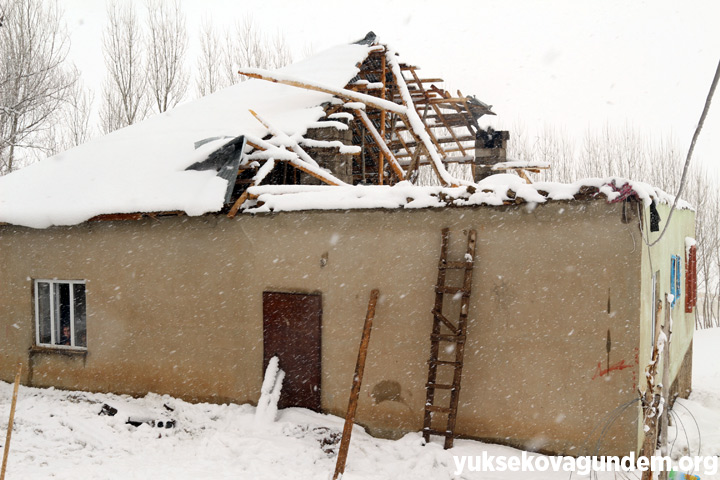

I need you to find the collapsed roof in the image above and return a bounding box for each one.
[0,34,685,229]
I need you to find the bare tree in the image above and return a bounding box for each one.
[221,15,293,87]
[47,80,94,155]
[269,32,292,70]
[0,0,77,173]
[195,17,222,97]
[100,1,147,133]
[146,0,188,113]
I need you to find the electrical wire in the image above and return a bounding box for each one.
[647,57,720,247]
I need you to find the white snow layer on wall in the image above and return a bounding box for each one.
[243,175,693,214]
[0,43,372,229]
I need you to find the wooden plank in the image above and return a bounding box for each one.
[389,128,414,178]
[405,143,426,182]
[333,289,380,480]
[458,90,482,131]
[425,406,452,413]
[352,108,406,182]
[407,68,466,158]
[431,334,466,343]
[286,158,345,185]
[517,169,533,184]
[406,77,445,84]
[1,364,22,480]
[396,146,470,158]
[426,98,472,105]
[89,213,144,221]
[386,61,454,186]
[238,69,407,114]
[433,309,459,334]
[426,382,456,389]
[406,68,448,159]
[397,113,453,186]
[435,286,468,295]
[391,135,476,149]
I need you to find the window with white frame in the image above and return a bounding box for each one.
[34,279,87,349]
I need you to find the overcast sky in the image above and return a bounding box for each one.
[59,0,720,177]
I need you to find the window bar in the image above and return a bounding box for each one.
[34,280,40,346]
[69,282,75,347]
[49,281,56,345]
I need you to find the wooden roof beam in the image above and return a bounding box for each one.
[350,106,405,182]
[238,68,408,114]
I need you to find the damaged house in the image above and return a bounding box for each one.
[0,34,696,456]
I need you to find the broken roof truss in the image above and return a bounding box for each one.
[224,39,545,217]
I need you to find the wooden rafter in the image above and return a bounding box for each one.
[351,107,405,182]
[229,42,532,197]
[237,69,407,114]
[406,66,453,158]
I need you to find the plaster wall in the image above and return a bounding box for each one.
[637,203,696,450]
[0,201,644,455]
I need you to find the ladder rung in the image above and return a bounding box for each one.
[429,359,461,366]
[436,286,465,295]
[425,405,452,413]
[424,228,475,451]
[423,428,453,437]
[439,261,473,269]
[431,334,466,343]
[426,383,456,390]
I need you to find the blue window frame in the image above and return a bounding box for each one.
[670,255,681,308]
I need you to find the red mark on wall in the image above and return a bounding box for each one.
[593,359,633,380]
[632,347,640,390]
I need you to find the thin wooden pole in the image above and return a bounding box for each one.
[659,294,672,480]
[1,363,22,480]
[641,299,664,480]
[333,289,379,480]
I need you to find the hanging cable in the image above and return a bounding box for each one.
[648,57,720,247]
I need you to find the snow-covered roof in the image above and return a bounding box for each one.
[0,43,373,229]
[0,38,691,230]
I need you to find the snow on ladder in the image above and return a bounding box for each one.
[422,227,476,449]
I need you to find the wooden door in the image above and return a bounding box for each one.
[262,292,322,411]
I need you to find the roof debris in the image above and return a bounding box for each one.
[0,33,690,229]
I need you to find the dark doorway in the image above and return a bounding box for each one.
[262,292,322,411]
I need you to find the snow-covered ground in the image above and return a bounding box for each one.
[1,328,719,479]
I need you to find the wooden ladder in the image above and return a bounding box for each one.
[422,227,476,449]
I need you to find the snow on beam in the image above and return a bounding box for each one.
[249,110,348,187]
[228,112,349,218]
[237,68,408,115]
[249,110,320,169]
[384,49,467,188]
